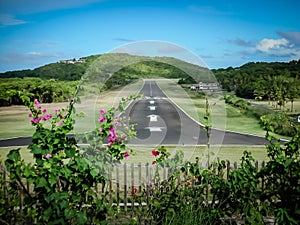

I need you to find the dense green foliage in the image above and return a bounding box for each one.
[0,56,99,81]
[1,94,137,224]
[213,60,300,101]
[224,94,299,136]
[0,78,78,106]
[1,95,300,224]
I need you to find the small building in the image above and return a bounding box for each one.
[189,82,221,92]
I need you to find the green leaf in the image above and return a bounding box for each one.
[49,174,57,187]
[36,177,48,189]
[90,168,98,178]
[77,211,87,225]
[64,208,75,220]
[43,206,53,220]
[6,149,21,162]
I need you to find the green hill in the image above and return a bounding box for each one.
[0,53,212,106]
[213,60,300,99]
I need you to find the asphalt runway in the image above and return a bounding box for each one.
[0,80,269,147]
[125,80,268,145]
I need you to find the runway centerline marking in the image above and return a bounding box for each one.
[149,106,156,110]
[147,115,158,122]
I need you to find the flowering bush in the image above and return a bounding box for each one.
[2,92,139,224]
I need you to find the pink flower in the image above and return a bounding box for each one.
[28,113,33,118]
[98,116,106,123]
[114,116,119,120]
[42,109,47,113]
[109,127,117,137]
[31,117,41,124]
[152,149,159,157]
[34,99,40,105]
[98,128,103,133]
[57,121,63,127]
[45,154,52,159]
[99,109,106,115]
[124,151,130,159]
[42,114,52,121]
[54,109,59,114]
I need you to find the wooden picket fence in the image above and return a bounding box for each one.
[0,160,267,211]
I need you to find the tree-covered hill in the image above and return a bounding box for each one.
[0,53,211,106]
[0,55,99,80]
[0,53,210,82]
[213,60,300,99]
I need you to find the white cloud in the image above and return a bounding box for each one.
[256,38,288,53]
[0,14,27,26]
[255,37,300,59]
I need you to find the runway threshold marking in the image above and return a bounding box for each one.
[145,127,164,132]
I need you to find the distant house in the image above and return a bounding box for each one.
[59,58,86,64]
[189,82,221,92]
[198,82,220,91]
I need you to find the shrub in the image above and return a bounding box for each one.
[1,92,138,224]
[260,113,297,136]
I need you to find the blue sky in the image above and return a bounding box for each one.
[0,0,300,72]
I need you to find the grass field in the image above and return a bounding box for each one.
[0,145,268,165]
[0,80,144,139]
[156,79,292,140]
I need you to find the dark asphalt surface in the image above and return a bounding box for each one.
[125,80,268,145]
[0,80,269,147]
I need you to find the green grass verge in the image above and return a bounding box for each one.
[156,79,291,140]
[0,145,268,165]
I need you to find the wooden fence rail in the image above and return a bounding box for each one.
[1,160,266,211]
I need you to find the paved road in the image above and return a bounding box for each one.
[0,80,269,147]
[125,80,268,145]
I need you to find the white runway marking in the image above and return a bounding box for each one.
[149,106,156,110]
[148,115,158,122]
[145,127,164,132]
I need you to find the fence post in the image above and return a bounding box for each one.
[255,160,259,170]
[261,161,265,191]
[138,163,142,193]
[145,163,149,205]
[124,163,127,211]
[234,162,238,169]
[226,160,230,180]
[116,166,120,206]
[131,163,134,206]
[109,171,112,205]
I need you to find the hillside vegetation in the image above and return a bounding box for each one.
[213,60,300,101]
[1,54,300,108]
[0,53,211,105]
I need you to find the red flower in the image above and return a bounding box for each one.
[152,160,156,165]
[131,187,137,196]
[152,149,159,157]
